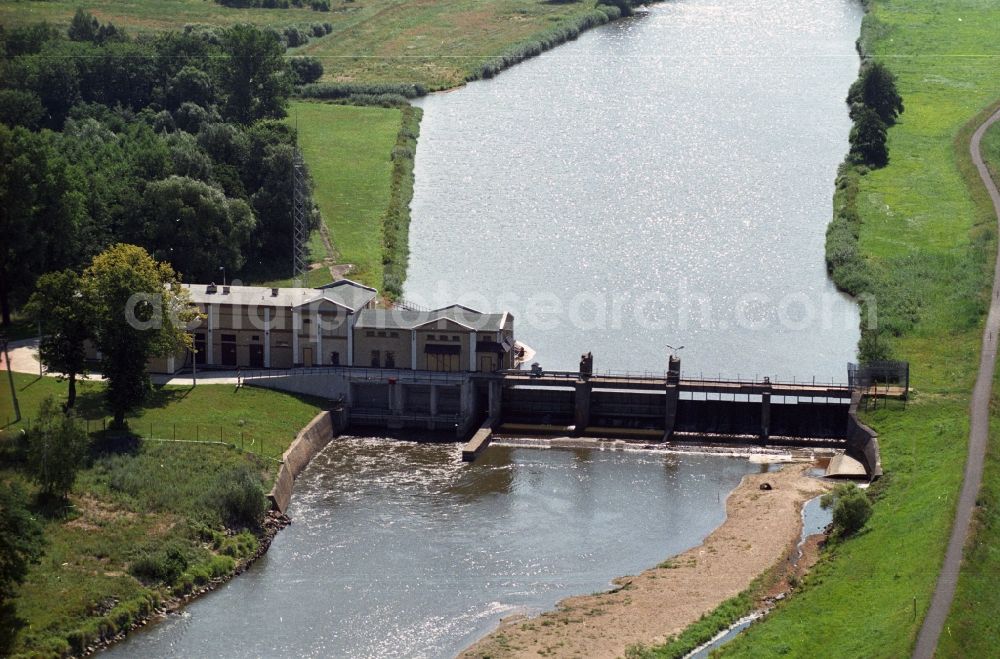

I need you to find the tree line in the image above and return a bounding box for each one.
[0,12,327,326]
[847,61,904,168]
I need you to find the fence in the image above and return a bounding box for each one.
[3,416,289,463]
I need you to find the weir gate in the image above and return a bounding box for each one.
[241,357,906,479]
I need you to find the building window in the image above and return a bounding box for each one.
[384,351,395,368]
[452,336,460,342]
[366,330,375,337]
[378,330,387,337]
[390,331,399,338]
[370,350,380,367]
[330,351,340,366]
[251,335,260,342]
[426,334,435,340]
[221,334,236,342]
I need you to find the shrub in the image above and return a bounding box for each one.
[283,26,308,48]
[207,465,268,529]
[290,57,324,85]
[298,81,427,100]
[129,543,189,585]
[821,483,872,538]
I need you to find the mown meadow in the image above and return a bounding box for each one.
[0,372,323,655]
[275,100,420,296]
[0,0,623,89]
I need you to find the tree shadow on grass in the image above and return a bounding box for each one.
[140,384,194,410]
[90,429,141,457]
[30,491,75,520]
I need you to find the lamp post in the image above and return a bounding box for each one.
[665,344,685,358]
[219,266,226,287]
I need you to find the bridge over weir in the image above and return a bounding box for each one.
[239,356,903,479]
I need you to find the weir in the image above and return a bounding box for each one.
[241,355,903,480]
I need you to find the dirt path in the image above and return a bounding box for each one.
[913,106,1000,658]
[461,463,830,659]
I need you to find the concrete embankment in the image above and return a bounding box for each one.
[269,410,341,513]
[461,463,831,659]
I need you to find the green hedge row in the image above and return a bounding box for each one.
[382,105,422,298]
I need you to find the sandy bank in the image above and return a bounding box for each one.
[461,463,830,659]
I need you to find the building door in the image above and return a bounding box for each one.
[479,354,497,373]
[249,345,264,368]
[221,335,237,367]
[303,347,313,367]
[194,335,206,365]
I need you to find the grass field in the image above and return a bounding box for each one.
[0,0,610,89]
[936,119,1000,658]
[0,372,323,655]
[278,101,403,291]
[700,1,1000,656]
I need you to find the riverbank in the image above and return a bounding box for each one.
[0,372,324,656]
[461,463,830,659]
[707,1,1000,656]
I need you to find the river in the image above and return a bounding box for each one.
[104,1,862,656]
[103,442,760,657]
[406,0,863,380]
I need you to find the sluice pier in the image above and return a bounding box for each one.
[241,356,906,480]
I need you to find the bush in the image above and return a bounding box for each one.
[298,81,427,100]
[821,483,872,537]
[283,26,308,48]
[207,465,268,529]
[290,57,324,85]
[129,543,189,585]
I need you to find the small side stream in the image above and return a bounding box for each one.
[686,493,832,658]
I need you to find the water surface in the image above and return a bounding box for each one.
[104,440,758,658]
[406,0,863,379]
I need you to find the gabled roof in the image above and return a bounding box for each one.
[354,305,511,332]
[183,279,377,312]
[296,279,378,312]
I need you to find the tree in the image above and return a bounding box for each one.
[848,61,904,125]
[0,125,86,326]
[849,104,888,167]
[0,483,44,655]
[26,397,89,501]
[82,244,198,427]
[140,176,257,281]
[67,8,125,44]
[821,483,872,538]
[165,65,217,111]
[218,25,291,124]
[24,271,92,409]
[0,89,44,129]
[67,8,99,43]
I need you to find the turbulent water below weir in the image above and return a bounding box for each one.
[406,0,863,380]
[102,440,760,658]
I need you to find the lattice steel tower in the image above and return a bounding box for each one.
[292,149,309,284]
